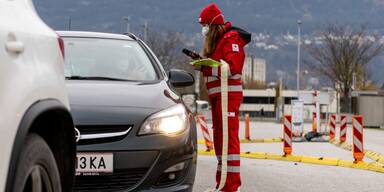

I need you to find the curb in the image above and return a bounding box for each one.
[197,149,384,174]
[330,139,384,165]
[197,138,282,145]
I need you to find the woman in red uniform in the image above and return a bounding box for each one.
[198,3,251,192]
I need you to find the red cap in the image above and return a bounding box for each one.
[199,3,225,25]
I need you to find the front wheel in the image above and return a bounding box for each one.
[12,134,61,192]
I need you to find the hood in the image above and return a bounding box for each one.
[66,80,179,110]
[224,22,252,45]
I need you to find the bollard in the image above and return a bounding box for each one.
[196,113,213,151]
[245,113,251,141]
[352,115,364,162]
[283,115,293,156]
[340,115,347,143]
[329,114,336,141]
[312,112,317,133]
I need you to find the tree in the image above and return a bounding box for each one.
[305,24,384,112]
[144,29,198,95]
[145,30,191,71]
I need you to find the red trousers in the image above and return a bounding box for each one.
[210,96,242,192]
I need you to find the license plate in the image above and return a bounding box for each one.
[76,153,113,175]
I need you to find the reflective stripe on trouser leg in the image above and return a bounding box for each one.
[217,154,241,161]
[217,165,240,173]
[214,100,242,191]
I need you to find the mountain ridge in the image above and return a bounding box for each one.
[33,0,384,87]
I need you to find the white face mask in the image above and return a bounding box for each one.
[202,26,209,36]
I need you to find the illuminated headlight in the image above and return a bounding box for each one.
[139,104,189,136]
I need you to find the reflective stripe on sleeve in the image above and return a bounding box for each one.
[204,74,241,83]
[206,76,218,83]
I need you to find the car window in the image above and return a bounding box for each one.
[63,38,157,81]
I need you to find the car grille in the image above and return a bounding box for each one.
[76,125,132,135]
[76,125,133,145]
[73,168,147,191]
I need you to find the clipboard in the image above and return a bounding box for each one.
[190,59,221,67]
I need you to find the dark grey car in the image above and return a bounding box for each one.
[58,31,197,192]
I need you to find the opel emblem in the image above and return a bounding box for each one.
[74,127,81,142]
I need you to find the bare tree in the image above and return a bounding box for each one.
[305,24,384,112]
[145,30,191,71]
[144,29,197,95]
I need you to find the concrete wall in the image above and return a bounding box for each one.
[357,96,384,127]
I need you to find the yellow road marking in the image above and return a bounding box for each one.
[198,149,384,174]
[330,139,384,165]
[197,138,282,145]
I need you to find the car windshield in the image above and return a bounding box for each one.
[63,37,157,81]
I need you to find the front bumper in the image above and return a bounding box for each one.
[73,120,197,192]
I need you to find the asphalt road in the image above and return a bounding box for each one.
[193,156,384,192]
[194,120,384,192]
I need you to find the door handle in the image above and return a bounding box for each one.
[5,41,24,54]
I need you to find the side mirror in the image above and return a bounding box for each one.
[168,69,195,88]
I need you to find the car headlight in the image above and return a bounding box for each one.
[139,104,189,136]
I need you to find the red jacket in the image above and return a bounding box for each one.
[201,22,251,99]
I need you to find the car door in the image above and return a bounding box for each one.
[0,0,39,190]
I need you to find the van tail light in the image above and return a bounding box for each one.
[58,36,65,58]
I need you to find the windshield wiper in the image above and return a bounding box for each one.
[65,76,137,82]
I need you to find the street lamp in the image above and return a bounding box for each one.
[296,20,302,98]
[122,16,130,34]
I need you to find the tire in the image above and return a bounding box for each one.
[12,134,61,192]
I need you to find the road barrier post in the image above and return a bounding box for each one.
[283,115,293,156]
[352,115,364,162]
[245,113,251,141]
[329,114,336,141]
[196,113,213,151]
[340,115,347,143]
[312,112,317,132]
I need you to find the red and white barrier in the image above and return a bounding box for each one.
[312,112,317,132]
[339,115,347,143]
[196,114,213,151]
[352,115,364,162]
[283,115,292,156]
[245,113,251,141]
[329,114,336,140]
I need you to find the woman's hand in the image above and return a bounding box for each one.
[193,65,202,71]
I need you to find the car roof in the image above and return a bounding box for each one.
[57,31,135,41]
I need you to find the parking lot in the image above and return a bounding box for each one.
[3,1,384,191]
[194,120,384,191]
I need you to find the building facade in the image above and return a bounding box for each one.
[243,56,266,84]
